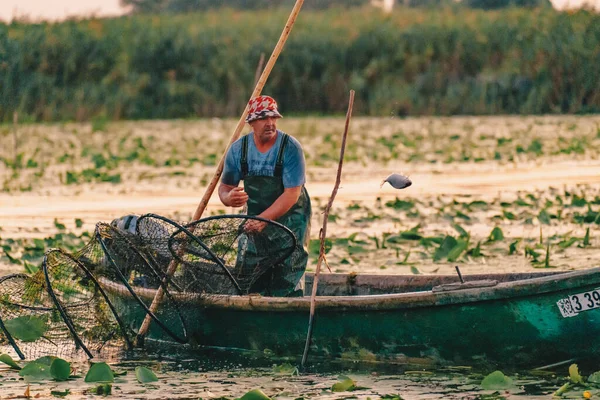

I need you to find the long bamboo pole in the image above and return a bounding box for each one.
[301,90,354,368]
[135,0,306,343]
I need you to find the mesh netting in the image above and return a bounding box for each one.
[0,214,300,360]
[179,215,298,295]
[44,249,132,357]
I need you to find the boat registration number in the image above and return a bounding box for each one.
[557,289,600,318]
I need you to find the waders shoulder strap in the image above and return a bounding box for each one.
[241,135,249,178]
[274,133,289,178]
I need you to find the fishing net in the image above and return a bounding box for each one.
[178,215,299,295]
[0,213,300,360]
[0,272,61,360]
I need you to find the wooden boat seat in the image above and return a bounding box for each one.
[431,279,498,292]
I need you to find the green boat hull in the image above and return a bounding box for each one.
[102,268,600,368]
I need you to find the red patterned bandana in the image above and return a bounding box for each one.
[245,95,283,123]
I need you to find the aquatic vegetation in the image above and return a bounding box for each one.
[480,370,516,391]
[135,366,158,383]
[85,362,114,383]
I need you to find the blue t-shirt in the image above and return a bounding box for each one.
[222,130,306,188]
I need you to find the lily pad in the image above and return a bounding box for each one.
[19,361,52,381]
[135,366,158,383]
[240,388,271,400]
[85,362,114,383]
[452,224,469,238]
[34,356,57,366]
[588,371,600,384]
[88,383,112,395]
[4,315,48,342]
[272,363,299,375]
[433,236,457,261]
[447,239,468,262]
[480,371,515,390]
[0,354,21,370]
[50,389,71,397]
[487,227,504,242]
[332,375,356,392]
[50,358,71,381]
[538,209,551,225]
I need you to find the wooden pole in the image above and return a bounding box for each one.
[135,0,306,343]
[301,90,354,368]
[253,53,266,87]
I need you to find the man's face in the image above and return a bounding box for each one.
[249,117,278,144]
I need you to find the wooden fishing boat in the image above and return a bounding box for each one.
[100,268,600,368]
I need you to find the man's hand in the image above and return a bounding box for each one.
[223,186,248,207]
[244,219,267,233]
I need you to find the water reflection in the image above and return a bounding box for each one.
[0,341,577,399]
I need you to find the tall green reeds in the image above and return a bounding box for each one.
[1,6,599,122]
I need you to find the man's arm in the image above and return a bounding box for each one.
[219,183,248,207]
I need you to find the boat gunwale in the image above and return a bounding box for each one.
[99,267,600,312]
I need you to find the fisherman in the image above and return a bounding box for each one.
[218,95,311,297]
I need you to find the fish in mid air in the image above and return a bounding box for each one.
[380,173,412,189]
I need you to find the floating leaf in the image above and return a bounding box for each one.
[0,354,21,370]
[75,218,84,228]
[89,383,112,395]
[385,198,414,210]
[50,358,71,381]
[455,211,470,221]
[332,376,356,392]
[503,210,517,220]
[23,260,39,274]
[538,209,551,225]
[509,239,520,255]
[50,389,71,398]
[433,236,457,261]
[467,241,482,257]
[53,219,66,231]
[525,246,541,262]
[4,315,48,342]
[487,227,504,242]
[514,198,533,207]
[588,371,600,384]
[569,364,584,384]
[467,200,489,210]
[571,195,587,207]
[480,371,515,390]
[135,366,158,383]
[447,239,468,262]
[309,239,332,257]
[240,388,271,400]
[452,224,469,238]
[19,361,52,381]
[348,245,367,255]
[558,237,578,249]
[34,356,57,366]
[85,362,114,383]
[272,363,299,376]
[410,266,420,275]
[400,231,422,240]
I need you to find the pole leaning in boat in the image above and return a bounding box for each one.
[135,0,307,344]
[301,90,355,368]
